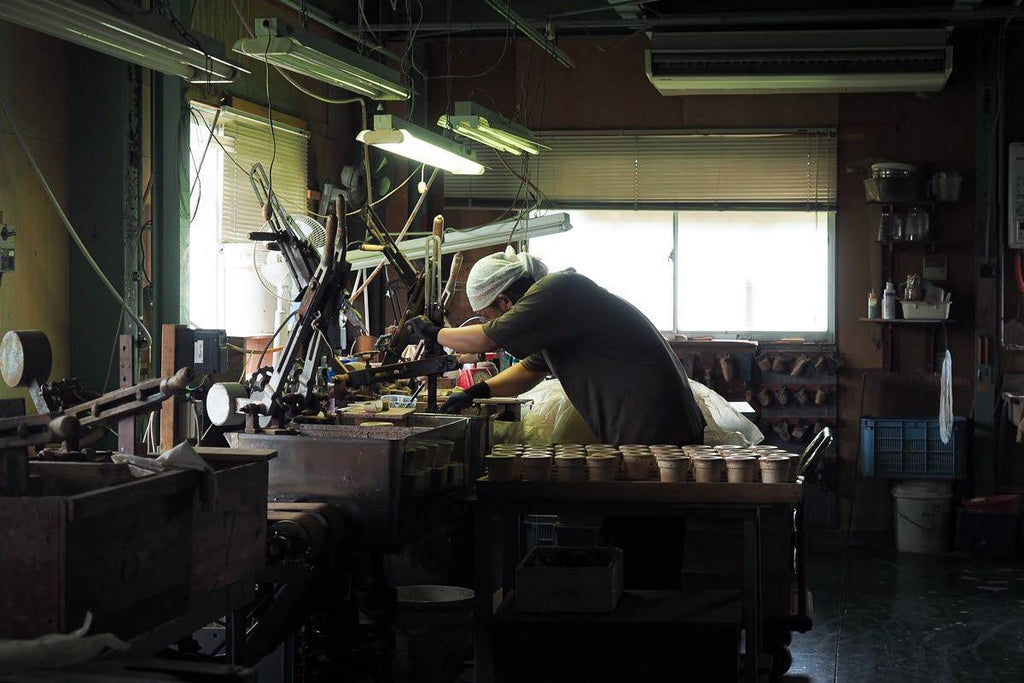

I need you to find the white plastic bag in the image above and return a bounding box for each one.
[516,378,762,446]
[688,379,764,446]
[939,350,953,444]
[519,379,599,445]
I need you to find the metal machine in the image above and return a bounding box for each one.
[206,163,461,434]
[0,329,192,495]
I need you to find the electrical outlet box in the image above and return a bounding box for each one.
[0,219,14,281]
[173,327,227,376]
[1009,142,1024,248]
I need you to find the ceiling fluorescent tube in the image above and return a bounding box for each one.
[438,101,549,156]
[234,18,411,101]
[346,213,572,270]
[357,114,485,175]
[0,0,245,83]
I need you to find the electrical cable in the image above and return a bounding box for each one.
[101,309,126,393]
[0,93,153,347]
[347,166,440,303]
[264,32,278,201]
[255,310,298,375]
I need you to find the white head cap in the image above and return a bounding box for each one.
[465,246,548,311]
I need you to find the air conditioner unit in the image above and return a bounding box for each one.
[646,29,952,95]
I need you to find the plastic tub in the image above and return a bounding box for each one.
[892,480,953,554]
[900,300,951,321]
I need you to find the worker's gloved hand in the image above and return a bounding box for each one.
[441,381,491,414]
[405,315,441,345]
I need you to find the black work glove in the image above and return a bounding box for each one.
[405,315,441,345]
[441,381,491,414]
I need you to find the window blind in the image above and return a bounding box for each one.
[444,128,837,210]
[198,106,310,243]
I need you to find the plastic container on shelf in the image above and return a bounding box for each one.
[899,300,951,320]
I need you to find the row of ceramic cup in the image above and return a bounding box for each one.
[485,442,799,484]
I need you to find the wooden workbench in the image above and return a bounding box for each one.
[471,477,809,683]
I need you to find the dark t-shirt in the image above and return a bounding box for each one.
[482,271,706,446]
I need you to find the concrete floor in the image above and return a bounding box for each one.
[788,549,1024,683]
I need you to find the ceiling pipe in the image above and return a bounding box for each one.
[274,0,404,62]
[366,6,1024,35]
[480,0,576,68]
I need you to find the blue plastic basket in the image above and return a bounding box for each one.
[861,417,969,479]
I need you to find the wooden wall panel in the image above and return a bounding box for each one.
[0,25,71,404]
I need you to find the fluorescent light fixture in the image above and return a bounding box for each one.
[438,102,549,156]
[357,114,485,176]
[234,18,411,101]
[346,212,572,270]
[0,0,245,83]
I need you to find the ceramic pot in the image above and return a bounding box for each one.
[759,455,790,484]
[485,454,519,481]
[692,455,724,483]
[784,453,801,482]
[521,454,552,482]
[586,454,619,482]
[725,455,757,483]
[623,452,654,480]
[656,455,689,482]
[554,454,587,482]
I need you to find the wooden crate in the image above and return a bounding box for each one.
[515,546,624,613]
[0,449,272,639]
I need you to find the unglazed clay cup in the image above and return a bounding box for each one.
[759,455,790,484]
[623,451,654,480]
[554,454,587,482]
[656,455,689,482]
[725,455,757,483]
[485,454,519,481]
[783,453,801,482]
[586,454,619,482]
[521,454,553,482]
[692,455,725,483]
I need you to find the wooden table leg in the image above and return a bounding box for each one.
[474,504,495,683]
[742,508,763,683]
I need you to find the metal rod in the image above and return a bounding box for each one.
[480,0,576,68]
[368,6,1024,33]
[672,211,679,337]
[348,167,440,303]
[274,0,404,62]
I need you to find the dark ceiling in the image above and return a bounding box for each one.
[320,0,1023,36]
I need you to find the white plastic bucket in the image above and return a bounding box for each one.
[892,480,953,554]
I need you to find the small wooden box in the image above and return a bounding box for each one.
[515,547,624,614]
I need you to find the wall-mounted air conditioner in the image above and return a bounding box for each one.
[646,29,951,95]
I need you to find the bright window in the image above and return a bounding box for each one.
[529,209,834,340]
[188,105,309,335]
[527,210,674,331]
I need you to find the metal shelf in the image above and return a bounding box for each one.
[859,318,954,325]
